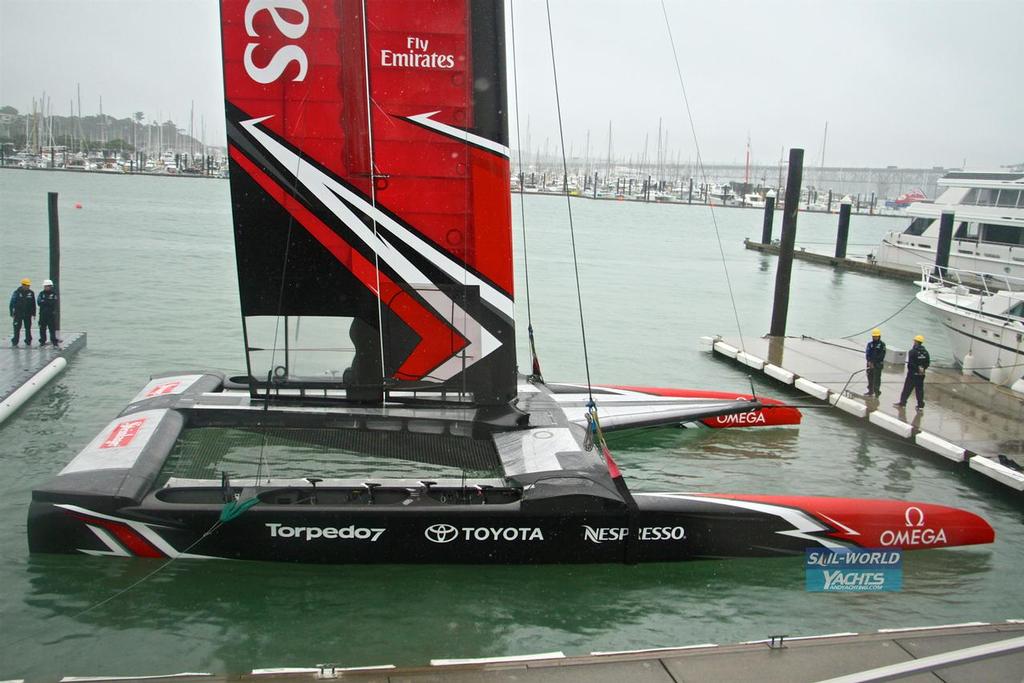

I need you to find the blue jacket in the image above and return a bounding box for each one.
[907,343,930,374]
[37,289,58,319]
[865,339,886,364]
[10,287,36,318]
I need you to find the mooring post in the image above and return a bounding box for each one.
[827,189,833,213]
[761,190,777,244]
[835,196,852,259]
[870,191,876,215]
[688,177,693,204]
[769,148,804,337]
[48,192,61,331]
[934,211,955,277]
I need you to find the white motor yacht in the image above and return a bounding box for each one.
[916,265,1024,386]
[877,171,1024,278]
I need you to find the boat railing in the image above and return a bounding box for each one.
[920,264,1024,296]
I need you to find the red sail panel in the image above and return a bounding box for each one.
[365,0,513,295]
[220,0,516,403]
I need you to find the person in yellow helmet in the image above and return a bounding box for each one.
[895,335,930,410]
[864,328,886,397]
[10,278,37,346]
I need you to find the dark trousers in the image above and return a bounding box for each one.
[39,315,58,345]
[866,363,883,394]
[11,315,33,344]
[899,372,925,407]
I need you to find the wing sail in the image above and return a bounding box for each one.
[220,0,515,404]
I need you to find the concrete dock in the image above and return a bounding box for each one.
[706,334,1024,492]
[0,331,85,424]
[41,621,1024,682]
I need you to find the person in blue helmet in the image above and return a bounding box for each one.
[10,277,36,346]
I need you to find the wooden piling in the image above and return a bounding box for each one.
[47,192,61,330]
[761,193,776,243]
[835,197,852,259]
[769,148,804,338]
[934,211,955,275]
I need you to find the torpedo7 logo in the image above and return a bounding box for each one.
[100,419,146,449]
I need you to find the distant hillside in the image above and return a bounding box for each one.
[0,105,220,154]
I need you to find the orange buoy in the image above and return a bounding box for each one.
[74,202,83,209]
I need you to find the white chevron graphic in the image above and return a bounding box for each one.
[405,111,510,158]
[241,116,506,379]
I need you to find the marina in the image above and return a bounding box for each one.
[1,1,1022,680]
[3,170,1023,680]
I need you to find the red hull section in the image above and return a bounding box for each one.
[608,385,802,428]
[695,493,995,551]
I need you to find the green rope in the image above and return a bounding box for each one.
[219,496,260,523]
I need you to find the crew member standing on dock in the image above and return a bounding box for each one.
[896,335,930,410]
[37,279,59,347]
[865,328,886,397]
[9,278,36,347]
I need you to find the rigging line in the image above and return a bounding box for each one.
[839,294,919,339]
[510,0,542,380]
[0,520,225,653]
[361,0,387,392]
[260,90,310,481]
[660,1,747,352]
[544,0,593,402]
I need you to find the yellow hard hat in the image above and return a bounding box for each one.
[871,328,881,337]
[914,334,925,343]
[20,278,30,286]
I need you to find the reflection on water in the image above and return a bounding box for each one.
[17,546,996,677]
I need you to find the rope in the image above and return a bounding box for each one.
[360,0,387,390]
[839,295,919,339]
[660,1,747,352]
[544,0,592,401]
[509,1,543,381]
[0,513,236,653]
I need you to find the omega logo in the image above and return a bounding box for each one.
[904,506,925,527]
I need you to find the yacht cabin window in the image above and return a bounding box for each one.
[1006,301,1024,319]
[904,217,934,235]
[975,189,998,206]
[996,189,1021,208]
[954,222,979,240]
[980,223,1024,246]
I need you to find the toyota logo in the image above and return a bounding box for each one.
[425,523,459,543]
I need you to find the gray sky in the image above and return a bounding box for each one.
[2,0,1021,168]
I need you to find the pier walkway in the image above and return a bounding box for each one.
[0,332,85,424]
[39,621,1024,682]
[706,334,1024,492]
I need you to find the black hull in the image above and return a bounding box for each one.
[28,493,838,564]
[27,372,994,564]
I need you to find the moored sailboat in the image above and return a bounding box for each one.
[27,0,993,563]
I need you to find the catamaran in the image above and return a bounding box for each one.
[28,0,993,563]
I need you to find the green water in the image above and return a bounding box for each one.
[1,169,1021,679]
